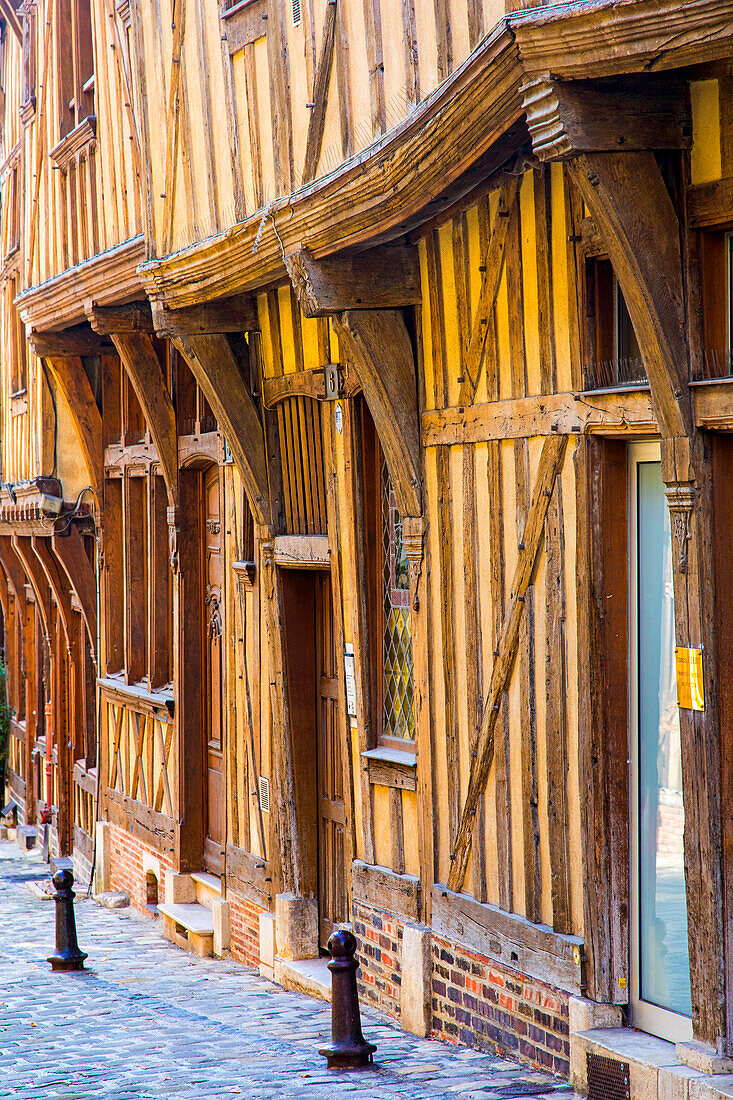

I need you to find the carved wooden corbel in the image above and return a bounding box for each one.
[665,484,695,575]
[522,74,691,163]
[285,246,421,318]
[402,515,425,613]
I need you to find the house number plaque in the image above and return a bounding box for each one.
[675,646,705,712]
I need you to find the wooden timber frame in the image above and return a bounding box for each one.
[521,75,725,1044]
[6,0,733,1072]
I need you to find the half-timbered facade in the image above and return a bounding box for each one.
[3,0,733,1092]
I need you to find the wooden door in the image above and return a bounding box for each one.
[203,466,224,875]
[316,574,347,947]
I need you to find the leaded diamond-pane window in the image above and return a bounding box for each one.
[381,457,414,741]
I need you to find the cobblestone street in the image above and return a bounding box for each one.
[0,842,574,1100]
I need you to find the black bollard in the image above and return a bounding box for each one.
[47,869,88,972]
[319,928,377,1069]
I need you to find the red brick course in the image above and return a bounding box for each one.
[353,900,404,1021]
[107,825,175,915]
[351,898,570,1079]
[431,934,570,1077]
[227,890,263,969]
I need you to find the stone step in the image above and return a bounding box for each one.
[190,871,222,909]
[158,902,214,958]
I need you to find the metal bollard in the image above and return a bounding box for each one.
[319,928,377,1069]
[47,869,88,972]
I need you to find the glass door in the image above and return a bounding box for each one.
[629,442,692,1042]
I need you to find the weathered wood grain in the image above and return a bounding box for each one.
[447,434,568,893]
[352,858,421,921]
[432,885,584,994]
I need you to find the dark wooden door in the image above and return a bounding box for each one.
[316,574,347,948]
[203,466,224,875]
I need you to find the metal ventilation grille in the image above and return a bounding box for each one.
[291,0,301,25]
[258,776,271,814]
[587,1053,630,1100]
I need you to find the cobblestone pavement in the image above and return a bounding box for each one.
[0,842,574,1100]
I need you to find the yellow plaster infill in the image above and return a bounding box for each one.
[691,79,722,185]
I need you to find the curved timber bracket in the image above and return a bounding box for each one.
[566,152,692,439]
[39,353,103,502]
[332,309,422,518]
[32,537,76,650]
[85,304,180,509]
[522,76,693,439]
[52,527,98,653]
[173,333,272,529]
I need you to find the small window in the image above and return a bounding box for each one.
[57,0,95,139]
[361,400,414,748]
[380,458,414,743]
[697,230,733,379]
[22,14,36,105]
[584,258,646,390]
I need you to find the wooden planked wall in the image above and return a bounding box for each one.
[416,165,584,934]
[134,0,544,257]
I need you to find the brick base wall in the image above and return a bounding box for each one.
[431,935,570,1076]
[352,899,570,1079]
[353,900,404,1021]
[227,890,263,969]
[108,824,175,915]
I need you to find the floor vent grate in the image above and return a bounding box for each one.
[587,1053,630,1100]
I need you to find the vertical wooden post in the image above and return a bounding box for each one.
[259,529,301,896]
[662,433,726,1049]
[403,515,434,922]
[171,473,205,871]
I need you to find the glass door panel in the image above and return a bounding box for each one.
[629,443,692,1041]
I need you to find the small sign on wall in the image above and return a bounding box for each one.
[344,643,357,719]
[675,646,705,711]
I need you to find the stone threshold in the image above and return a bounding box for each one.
[273,955,332,1002]
[571,1015,733,1100]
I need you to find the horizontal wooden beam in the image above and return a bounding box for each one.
[432,885,584,995]
[286,245,421,318]
[86,300,154,335]
[692,379,733,429]
[221,0,266,52]
[30,325,113,357]
[513,0,733,80]
[103,787,175,855]
[152,295,259,337]
[225,843,272,907]
[262,365,361,407]
[523,75,690,161]
[98,676,175,720]
[273,534,330,569]
[687,176,733,229]
[422,389,656,444]
[352,859,421,921]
